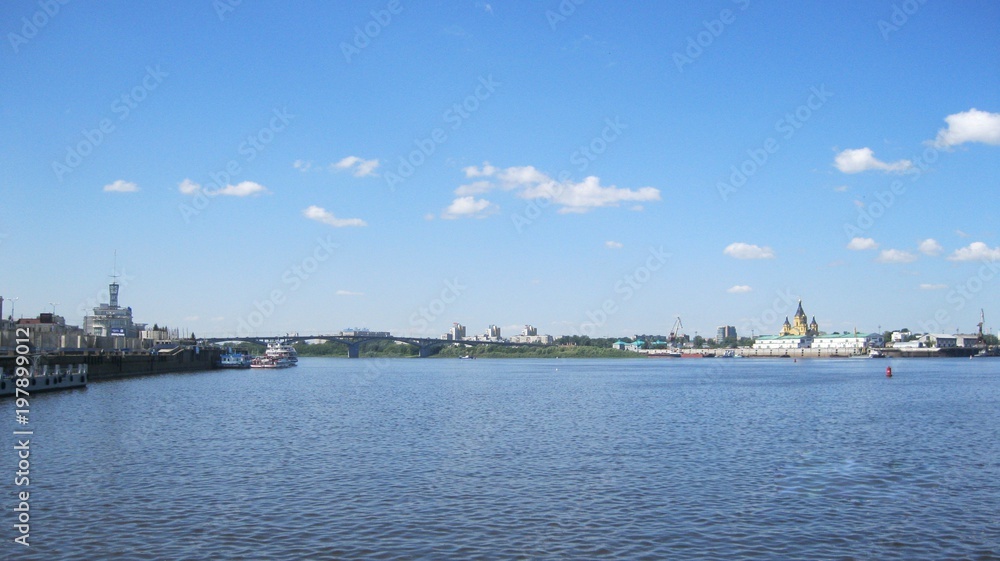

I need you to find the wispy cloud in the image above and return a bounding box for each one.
[103,179,138,193]
[723,242,775,260]
[727,285,753,294]
[333,156,380,177]
[918,238,943,256]
[293,159,313,172]
[177,179,269,197]
[454,163,660,214]
[605,241,623,249]
[931,108,1000,148]
[919,283,948,290]
[876,249,917,263]
[441,196,498,219]
[335,290,364,297]
[303,205,367,227]
[846,237,878,251]
[217,181,268,196]
[947,242,1000,262]
[834,147,912,174]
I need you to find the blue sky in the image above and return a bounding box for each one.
[2,0,998,340]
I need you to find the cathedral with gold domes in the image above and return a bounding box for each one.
[779,300,819,337]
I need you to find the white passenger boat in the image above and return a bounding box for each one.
[264,341,298,365]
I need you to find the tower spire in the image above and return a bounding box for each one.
[109,250,120,308]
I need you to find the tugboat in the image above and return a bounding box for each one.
[218,349,252,369]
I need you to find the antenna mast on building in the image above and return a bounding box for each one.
[109,250,120,309]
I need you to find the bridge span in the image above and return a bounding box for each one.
[203,334,545,358]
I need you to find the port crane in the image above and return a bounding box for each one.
[668,316,684,345]
[978,309,985,344]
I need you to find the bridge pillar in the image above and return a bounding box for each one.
[348,343,361,359]
[418,344,433,358]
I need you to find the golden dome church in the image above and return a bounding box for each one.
[779,300,819,337]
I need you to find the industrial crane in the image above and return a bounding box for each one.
[668,316,684,345]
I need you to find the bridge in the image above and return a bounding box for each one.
[202,334,546,358]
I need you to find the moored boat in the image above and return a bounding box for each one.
[0,363,88,397]
[265,341,298,365]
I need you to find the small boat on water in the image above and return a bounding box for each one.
[250,356,294,369]
[218,351,252,369]
[459,355,476,360]
[868,349,886,358]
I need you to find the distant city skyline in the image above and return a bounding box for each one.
[2,1,998,339]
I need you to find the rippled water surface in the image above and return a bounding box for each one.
[3,358,999,560]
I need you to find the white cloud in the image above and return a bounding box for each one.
[723,242,775,260]
[303,205,367,227]
[519,175,660,214]
[918,238,943,256]
[454,180,494,196]
[333,156,380,177]
[833,185,849,192]
[178,179,268,197]
[463,162,498,178]
[947,242,1000,262]
[178,178,201,195]
[441,196,498,219]
[293,159,313,172]
[335,290,364,297]
[103,179,138,193]
[846,237,878,251]
[932,108,1000,148]
[834,147,912,174]
[876,249,917,263]
[919,283,948,290]
[727,285,753,294]
[605,241,623,249]
[216,181,268,197]
[453,164,660,214]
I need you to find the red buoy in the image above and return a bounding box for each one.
[886,366,892,377]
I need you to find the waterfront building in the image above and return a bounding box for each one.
[83,277,138,338]
[448,323,466,341]
[509,334,553,345]
[486,324,502,339]
[921,334,979,348]
[812,333,883,352]
[521,325,538,336]
[779,300,819,337]
[753,335,811,351]
[717,325,737,341]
